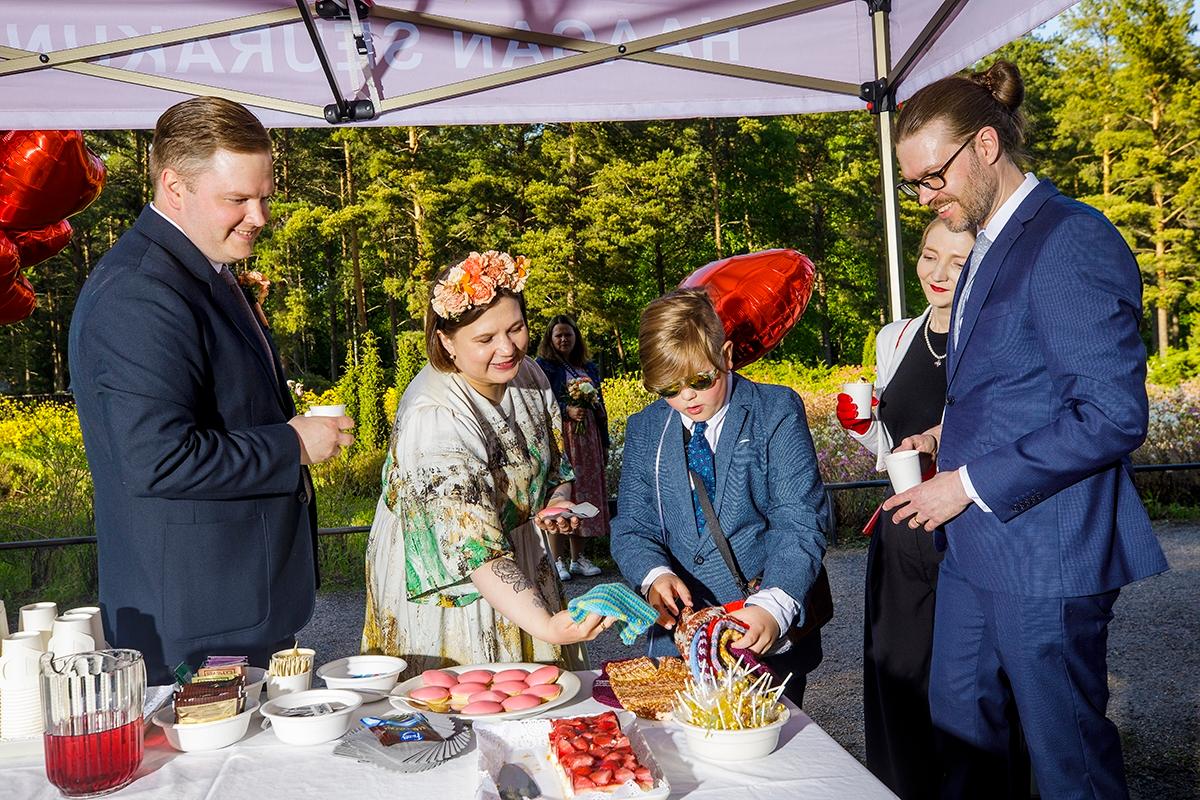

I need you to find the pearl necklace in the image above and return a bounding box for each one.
[923,314,947,367]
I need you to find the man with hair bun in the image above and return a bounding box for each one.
[69,97,354,684]
[882,61,1167,799]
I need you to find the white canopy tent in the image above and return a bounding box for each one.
[0,1,1077,319]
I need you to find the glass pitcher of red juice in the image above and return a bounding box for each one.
[40,649,145,797]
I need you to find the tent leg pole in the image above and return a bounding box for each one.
[877,110,905,323]
[867,2,906,323]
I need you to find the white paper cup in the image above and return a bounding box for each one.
[266,671,312,700]
[305,404,346,418]
[65,607,106,649]
[18,602,57,633]
[2,631,45,657]
[841,382,874,420]
[51,614,94,639]
[885,450,923,494]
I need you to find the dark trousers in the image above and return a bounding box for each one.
[763,628,822,708]
[865,517,1032,800]
[863,515,945,799]
[932,567,1124,800]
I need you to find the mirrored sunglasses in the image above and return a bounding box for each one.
[652,368,720,399]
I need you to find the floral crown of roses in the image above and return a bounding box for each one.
[430,250,531,320]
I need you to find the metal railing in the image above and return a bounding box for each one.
[3,462,1198,552]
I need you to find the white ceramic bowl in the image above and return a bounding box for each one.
[152,700,259,752]
[316,655,406,692]
[674,706,790,762]
[260,689,362,746]
[245,666,267,707]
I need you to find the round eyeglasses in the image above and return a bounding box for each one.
[897,138,974,198]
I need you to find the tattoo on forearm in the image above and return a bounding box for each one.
[493,557,541,607]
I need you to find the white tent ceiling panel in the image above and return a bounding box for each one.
[0,1,1075,129]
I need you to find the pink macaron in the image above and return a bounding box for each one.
[527,665,561,686]
[457,669,494,685]
[449,682,489,702]
[409,686,451,703]
[421,669,458,688]
[492,680,529,697]
[522,683,562,701]
[461,700,505,715]
[501,694,543,712]
[468,690,508,704]
[493,668,531,684]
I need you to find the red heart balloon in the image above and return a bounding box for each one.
[0,273,37,325]
[0,230,17,285]
[0,130,106,230]
[680,249,816,369]
[10,220,73,268]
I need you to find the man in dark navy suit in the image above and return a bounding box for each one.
[69,97,354,684]
[882,62,1168,799]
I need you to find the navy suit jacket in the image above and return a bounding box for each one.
[610,376,828,655]
[940,180,1168,597]
[68,206,318,683]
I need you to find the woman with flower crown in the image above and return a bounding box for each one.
[361,251,614,674]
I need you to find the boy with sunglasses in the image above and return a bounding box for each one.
[609,288,829,704]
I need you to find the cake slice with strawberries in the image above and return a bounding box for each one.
[548,711,655,795]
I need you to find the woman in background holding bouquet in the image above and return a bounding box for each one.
[537,315,611,581]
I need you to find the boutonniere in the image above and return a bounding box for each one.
[237,270,271,328]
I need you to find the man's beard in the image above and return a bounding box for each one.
[945,152,998,233]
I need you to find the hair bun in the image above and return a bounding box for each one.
[972,60,1024,112]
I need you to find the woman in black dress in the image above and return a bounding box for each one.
[837,219,973,799]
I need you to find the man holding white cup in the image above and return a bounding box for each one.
[69,97,354,684]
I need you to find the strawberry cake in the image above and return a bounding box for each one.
[548,711,654,795]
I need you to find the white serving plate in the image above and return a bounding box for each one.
[474,710,670,800]
[389,662,580,721]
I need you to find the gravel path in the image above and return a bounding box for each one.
[301,523,1199,799]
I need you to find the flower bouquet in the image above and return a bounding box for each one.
[565,376,600,434]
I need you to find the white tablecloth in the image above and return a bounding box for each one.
[1,672,896,799]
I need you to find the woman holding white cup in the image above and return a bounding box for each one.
[834,218,974,799]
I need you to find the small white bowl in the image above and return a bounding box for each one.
[260,689,362,746]
[674,706,791,762]
[317,655,406,692]
[152,699,259,752]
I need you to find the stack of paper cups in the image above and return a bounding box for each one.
[18,602,57,648]
[65,607,107,650]
[0,631,46,739]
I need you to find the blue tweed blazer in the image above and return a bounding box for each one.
[610,375,828,654]
[940,180,1168,597]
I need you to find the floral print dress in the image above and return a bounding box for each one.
[361,358,588,676]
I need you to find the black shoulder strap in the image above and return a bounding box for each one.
[683,426,750,598]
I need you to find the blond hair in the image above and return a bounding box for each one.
[150,97,272,192]
[639,288,726,392]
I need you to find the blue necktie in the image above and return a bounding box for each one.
[953,232,992,351]
[687,421,716,534]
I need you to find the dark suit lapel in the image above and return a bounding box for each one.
[135,207,286,408]
[948,180,1059,387]
[713,376,749,517]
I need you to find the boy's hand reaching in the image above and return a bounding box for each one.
[646,573,692,629]
[729,604,780,654]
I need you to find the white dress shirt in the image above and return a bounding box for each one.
[640,372,800,653]
[956,172,1040,513]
